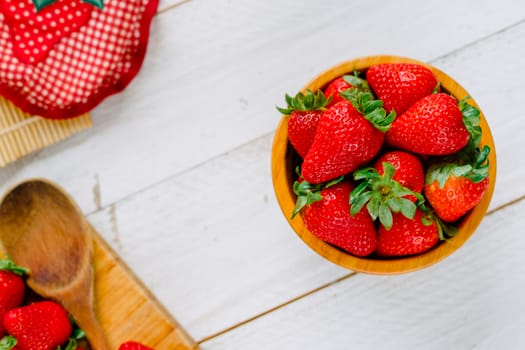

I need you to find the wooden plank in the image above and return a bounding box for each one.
[201,199,525,349]
[158,0,190,12]
[87,134,350,341]
[1,0,523,214]
[92,227,198,349]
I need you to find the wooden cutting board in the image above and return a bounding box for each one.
[90,222,198,350]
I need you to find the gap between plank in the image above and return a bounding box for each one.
[197,194,525,345]
[156,0,193,16]
[197,272,359,344]
[429,17,525,64]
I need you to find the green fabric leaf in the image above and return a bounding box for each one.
[82,0,104,9]
[32,0,56,11]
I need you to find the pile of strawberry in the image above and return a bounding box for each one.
[0,258,153,350]
[277,62,491,258]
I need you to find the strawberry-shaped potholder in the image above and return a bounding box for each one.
[0,0,159,119]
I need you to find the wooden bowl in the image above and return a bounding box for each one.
[271,55,497,274]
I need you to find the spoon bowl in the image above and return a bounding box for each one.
[0,179,110,350]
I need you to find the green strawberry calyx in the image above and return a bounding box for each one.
[459,96,482,150]
[342,70,372,93]
[291,172,344,219]
[340,88,395,133]
[350,162,425,230]
[0,336,17,350]
[32,0,104,12]
[425,145,490,189]
[276,90,331,115]
[0,257,29,276]
[421,209,458,241]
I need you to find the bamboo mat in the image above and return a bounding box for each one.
[0,97,92,167]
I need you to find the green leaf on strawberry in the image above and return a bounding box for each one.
[426,145,490,189]
[459,96,482,150]
[342,71,371,93]
[0,336,17,350]
[350,162,424,230]
[291,175,344,219]
[340,89,396,132]
[276,90,330,115]
[0,258,29,276]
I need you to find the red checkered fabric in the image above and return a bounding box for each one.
[0,0,158,119]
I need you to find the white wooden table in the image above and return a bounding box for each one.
[2,0,525,348]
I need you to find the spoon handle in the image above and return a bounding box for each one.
[71,307,111,350]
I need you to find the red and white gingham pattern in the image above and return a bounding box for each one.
[0,0,158,119]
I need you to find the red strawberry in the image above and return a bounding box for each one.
[385,93,471,155]
[366,63,438,115]
[301,96,393,184]
[323,74,370,107]
[424,146,491,222]
[0,259,28,338]
[376,209,440,256]
[293,180,377,257]
[0,0,100,65]
[119,341,154,350]
[425,175,489,222]
[3,301,72,350]
[277,90,329,159]
[374,151,424,194]
[349,151,424,230]
[324,77,352,107]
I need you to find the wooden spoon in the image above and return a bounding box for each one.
[0,179,110,350]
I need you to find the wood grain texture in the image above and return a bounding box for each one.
[272,55,496,274]
[92,227,197,349]
[202,199,525,349]
[87,135,349,341]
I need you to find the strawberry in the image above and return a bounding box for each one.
[424,145,490,222]
[385,93,474,155]
[323,73,371,107]
[3,301,72,350]
[349,154,425,230]
[366,63,438,115]
[0,259,28,338]
[374,151,424,195]
[301,92,394,183]
[119,341,154,350]
[376,209,441,257]
[277,90,330,158]
[323,77,352,107]
[0,0,102,65]
[292,179,377,257]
